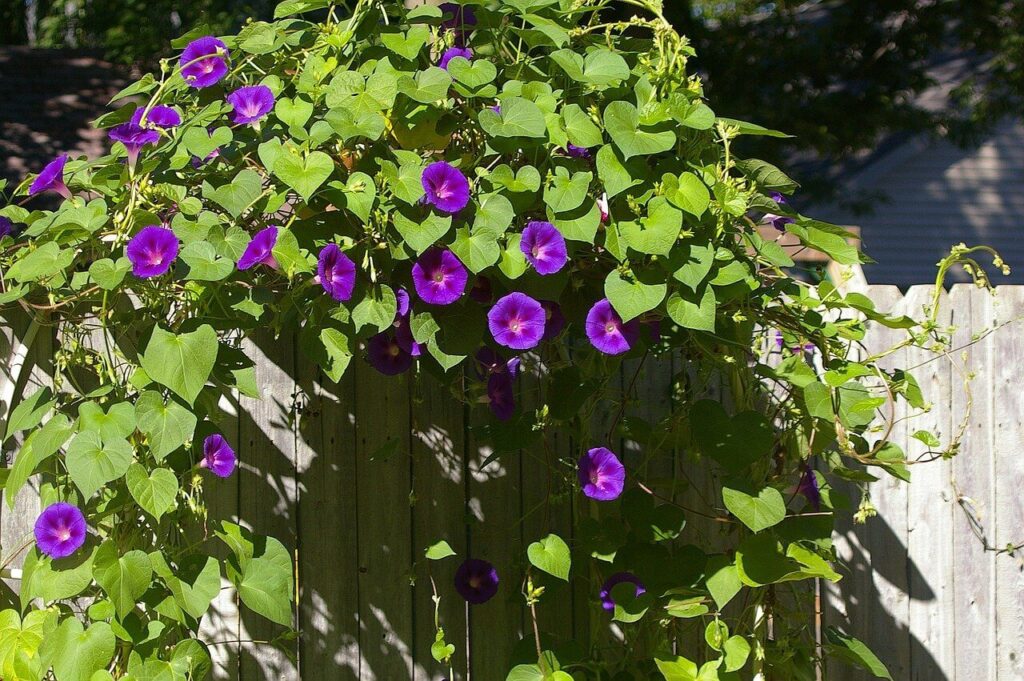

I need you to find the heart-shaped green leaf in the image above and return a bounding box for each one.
[203,169,263,218]
[664,172,710,217]
[272,150,334,202]
[562,104,603,148]
[527,533,571,581]
[393,212,451,254]
[605,269,666,323]
[134,390,197,460]
[544,169,592,214]
[42,619,114,681]
[447,57,497,89]
[274,96,313,129]
[666,285,716,332]
[64,432,133,500]
[722,485,786,533]
[151,553,221,620]
[88,257,131,290]
[141,325,218,405]
[182,126,231,161]
[450,228,501,273]
[77,402,135,442]
[92,541,153,619]
[126,463,179,521]
[604,101,676,159]
[352,285,397,333]
[618,198,682,256]
[479,97,547,138]
[179,241,233,281]
[689,400,773,473]
[398,67,452,103]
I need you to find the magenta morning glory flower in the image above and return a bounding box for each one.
[489,104,501,115]
[469,275,492,303]
[317,244,356,302]
[238,226,279,270]
[367,332,414,375]
[439,46,472,70]
[520,221,568,275]
[126,226,179,278]
[0,217,13,238]
[131,105,181,129]
[421,161,470,214]
[487,373,515,421]
[200,434,237,478]
[797,468,821,511]
[227,85,275,126]
[566,144,592,159]
[577,447,626,501]
[599,572,645,611]
[586,299,639,355]
[540,300,565,340]
[488,293,546,350]
[454,558,498,604]
[108,122,161,168]
[29,154,71,199]
[412,247,468,305]
[180,36,229,89]
[34,502,87,559]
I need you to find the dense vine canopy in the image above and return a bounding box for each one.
[0,0,996,679]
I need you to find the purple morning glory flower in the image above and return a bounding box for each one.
[520,221,568,275]
[131,105,181,129]
[577,447,626,501]
[489,104,501,115]
[439,46,472,70]
[0,216,13,239]
[34,502,87,559]
[227,85,275,126]
[126,225,179,278]
[586,299,639,355]
[764,213,795,231]
[487,372,515,420]
[454,558,498,604]
[797,468,821,511]
[108,122,161,168]
[566,144,592,159]
[29,154,71,200]
[421,161,470,214]
[200,434,236,478]
[180,36,229,89]
[540,300,565,340]
[412,247,468,305]
[440,2,477,44]
[317,244,356,302]
[238,226,279,270]
[771,191,788,205]
[367,332,414,375]
[599,572,646,611]
[469,275,492,303]
[393,289,422,357]
[488,293,546,350]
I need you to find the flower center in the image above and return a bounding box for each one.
[590,471,601,485]
[433,271,445,283]
[433,181,452,200]
[57,526,71,542]
[389,344,401,358]
[469,576,482,589]
[200,59,216,74]
[531,245,543,258]
[509,319,521,332]
[147,249,164,266]
[605,322,618,335]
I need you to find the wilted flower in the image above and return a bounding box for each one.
[566,144,591,159]
[34,502,87,559]
[439,46,472,70]
[200,434,236,478]
[540,300,566,340]
[469,275,492,303]
[108,122,161,168]
[597,192,610,223]
[29,154,71,200]
[454,558,499,604]
[488,293,546,350]
[586,299,639,355]
[367,332,414,375]
[393,288,422,357]
[421,161,470,214]
[126,226,179,278]
[797,468,821,511]
[238,226,279,270]
[577,447,626,501]
[131,105,181,129]
[227,85,275,125]
[764,213,795,231]
[180,36,229,89]
[520,221,568,275]
[475,347,519,379]
[317,244,356,302]
[412,247,468,305]
[487,372,515,420]
[599,572,645,611]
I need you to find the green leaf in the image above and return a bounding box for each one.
[274,0,330,18]
[480,97,547,138]
[717,117,791,137]
[654,655,698,681]
[319,328,353,382]
[704,556,742,610]
[151,553,221,620]
[553,200,601,244]
[380,160,425,205]
[203,169,263,218]
[78,402,135,442]
[488,165,542,193]
[664,172,710,217]
[217,523,294,626]
[526,534,571,581]
[398,67,453,104]
[736,158,799,194]
[619,198,682,256]
[425,540,456,560]
[451,228,501,273]
[788,220,860,265]
[65,431,133,500]
[722,485,786,533]
[381,25,430,61]
[803,381,834,421]
[182,126,232,161]
[179,241,233,281]
[581,49,630,87]
[331,172,377,222]
[140,325,218,405]
[41,619,114,681]
[7,414,74,505]
[562,104,603,147]
[666,286,716,332]
[596,144,643,198]
[134,390,197,460]
[473,193,515,237]
[88,257,131,290]
[92,541,153,619]
[8,242,75,282]
[125,463,178,521]
[604,101,676,159]
[605,270,666,323]
[393,212,452,254]
[671,243,715,290]
[824,628,893,680]
[723,635,751,672]
[689,400,773,474]
[272,150,334,202]
[544,169,592,214]
[352,285,397,334]
[5,386,54,440]
[447,57,497,89]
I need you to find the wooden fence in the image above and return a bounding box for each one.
[0,284,1021,680]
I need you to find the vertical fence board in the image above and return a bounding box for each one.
[353,364,414,680]
[993,287,1024,680]
[951,284,996,681]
